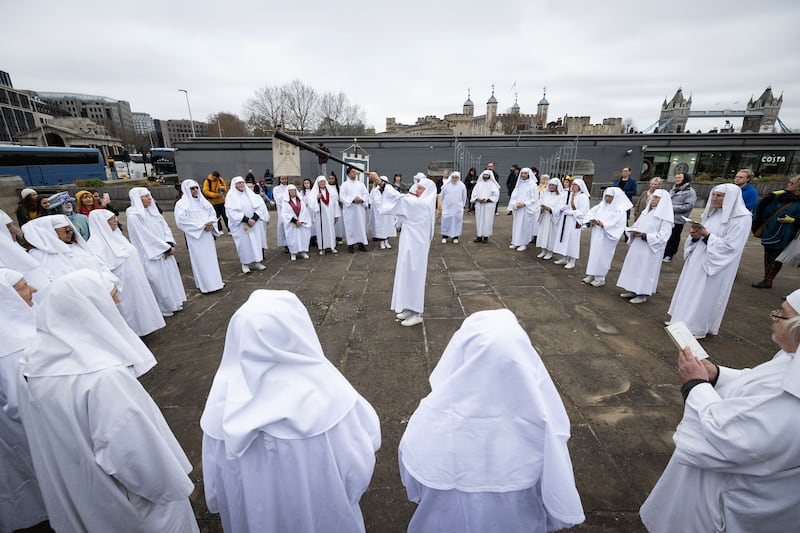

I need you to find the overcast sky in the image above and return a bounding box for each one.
[5,0,798,133]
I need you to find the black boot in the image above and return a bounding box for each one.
[348,245,355,253]
[474,236,482,243]
[482,237,489,243]
[358,243,367,252]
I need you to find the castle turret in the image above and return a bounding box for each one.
[742,86,783,132]
[463,90,474,116]
[536,88,549,128]
[486,85,498,131]
[659,87,691,133]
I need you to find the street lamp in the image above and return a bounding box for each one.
[178,89,196,137]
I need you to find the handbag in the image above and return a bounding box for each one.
[753,202,793,238]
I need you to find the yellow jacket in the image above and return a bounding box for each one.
[203,175,227,205]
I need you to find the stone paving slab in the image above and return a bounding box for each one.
[118,206,800,533]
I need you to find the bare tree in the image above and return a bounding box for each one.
[317,91,366,135]
[244,85,284,135]
[207,112,250,137]
[282,79,318,133]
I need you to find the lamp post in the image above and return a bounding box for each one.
[178,89,196,137]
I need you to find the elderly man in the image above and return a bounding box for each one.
[369,172,435,327]
[471,170,500,243]
[175,179,224,292]
[641,290,800,532]
[667,184,751,338]
[225,177,268,272]
[507,167,540,251]
[440,171,467,244]
[339,167,370,252]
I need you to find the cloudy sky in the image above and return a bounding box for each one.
[5,0,798,133]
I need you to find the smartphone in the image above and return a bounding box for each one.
[102,192,110,204]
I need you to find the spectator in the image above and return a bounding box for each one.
[203,171,229,233]
[634,177,662,222]
[751,175,800,288]
[662,172,697,263]
[734,168,758,212]
[16,188,39,226]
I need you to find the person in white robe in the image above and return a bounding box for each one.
[667,183,751,338]
[200,290,381,533]
[86,210,165,336]
[0,234,51,300]
[225,176,269,273]
[328,173,346,243]
[281,184,312,260]
[300,178,317,242]
[0,207,21,242]
[17,270,199,533]
[582,187,632,287]
[126,187,187,316]
[22,215,117,285]
[553,179,591,269]
[369,181,397,249]
[0,269,48,532]
[369,173,435,327]
[175,179,225,293]
[272,176,290,249]
[537,176,565,259]
[507,167,541,251]
[310,175,340,255]
[440,171,467,244]
[339,167,370,252]
[400,309,585,532]
[616,189,673,304]
[471,170,500,242]
[640,290,800,533]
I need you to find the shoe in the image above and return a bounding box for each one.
[331,247,338,254]
[482,237,489,243]
[443,238,448,244]
[283,247,290,253]
[506,211,512,215]
[348,245,355,253]
[301,252,309,259]
[250,262,266,270]
[474,237,482,243]
[591,279,606,287]
[452,238,458,244]
[241,264,251,273]
[619,291,636,298]
[564,260,576,270]
[694,334,706,340]
[629,295,647,304]
[662,256,672,263]
[582,275,594,284]
[162,312,174,317]
[553,258,568,265]
[385,241,392,249]
[381,241,387,249]
[537,251,546,258]
[664,320,673,326]
[542,252,553,260]
[396,310,413,320]
[319,250,325,255]
[751,280,772,289]
[358,243,367,252]
[516,246,527,252]
[290,254,296,261]
[401,314,423,327]
[509,244,516,249]
[495,212,500,216]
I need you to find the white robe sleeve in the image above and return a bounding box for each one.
[374,184,410,218]
[645,219,673,253]
[174,205,212,241]
[700,216,751,277]
[126,212,170,261]
[602,210,628,240]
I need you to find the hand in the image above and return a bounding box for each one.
[247,219,256,227]
[317,193,322,200]
[700,360,718,383]
[164,246,175,258]
[778,215,795,224]
[677,347,709,382]
[595,220,604,227]
[295,220,302,227]
[334,217,339,223]
[354,197,363,204]
[516,202,525,209]
[203,223,214,231]
[367,172,380,184]
[689,223,708,239]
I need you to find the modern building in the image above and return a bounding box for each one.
[14,117,123,159]
[132,111,155,134]
[34,91,135,134]
[154,119,208,148]
[0,70,51,143]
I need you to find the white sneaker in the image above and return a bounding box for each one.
[664,320,673,326]
[516,245,527,252]
[442,238,448,244]
[250,262,266,270]
[591,279,605,287]
[629,295,647,304]
[401,314,423,327]
[301,252,309,259]
[396,309,413,320]
[619,291,636,298]
[542,252,553,260]
[331,247,338,254]
[582,275,594,284]
[452,238,458,244]
[509,244,516,249]
[381,241,387,249]
[241,264,251,273]
[662,256,672,263]
[290,254,296,261]
[553,258,568,265]
[564,260,576,269]
[385,241,392,249]
[537,251,546,258]
[319,250,325,255]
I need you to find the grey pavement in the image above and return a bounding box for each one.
[131,207,799,532]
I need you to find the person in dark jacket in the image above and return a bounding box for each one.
[612,167,638,223]
[663,172,697,262]
[751,176,800,288]
[465,167,478,212]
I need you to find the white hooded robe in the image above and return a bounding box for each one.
[174,179,225,293]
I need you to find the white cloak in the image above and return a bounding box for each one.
[272,183,289,247]
[311,180,340,251]
[225,180,269,265]
[339,179,369,245]
[537,188,566,252]
[553,193,590,258]
[369,186,397,240]
[281,195,312,254]
[440,179,467,238]
[640,351,800,533]
[174,185,224,293]
[508,178,540,247]
[374,185,434,314]
[616,214,672,295]
[301,190,317,238]
[584,193,630,278]
[471,176,500,237]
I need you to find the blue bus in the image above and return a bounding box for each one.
[0,146,106,186]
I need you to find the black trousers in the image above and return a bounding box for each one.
[213,203,229,231]
[664,223,684,259]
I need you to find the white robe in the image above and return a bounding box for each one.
[313,186,340,251]
[273,184,289,247]
[508,179,540,247]
[640,351,800,533]
[374,185,434,314]
[18,366,199,533]
[175,197,224,293]
[226,187,269,265]
[301,190,317,238]
[553,193,590,259]
[281,196,312,254]
[584,203,627,279]
[369,187,396,240]
[616,213,672,295]
[537,193,565,252]
[440,180,467,238]
[339,179,369,245]
[668,212,751,337]
[126,208,187,314]
[471,179,500,237]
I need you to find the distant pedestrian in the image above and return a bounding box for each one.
[662,172,697,263]
[506,164,520,210]
[465,167,478,212]
[734,168,758,212]
[751,175,800,289]
[203,171,229,232]
[612,166,638,222]
[317,142,331,176]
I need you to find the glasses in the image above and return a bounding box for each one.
[770,310,793,321]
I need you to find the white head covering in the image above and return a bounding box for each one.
[22,215,90,255]
[87,209,133,270]
[479,169,500,188]
[224,176,261,216]
[409,173,438,201]
[641,189,674,223]
[448,171,461,181]
[546,177,563,193]
[601,186,633,212]
[200,290,360,458]
[127,187,160,217]
[400,309,584,522]
[516,167,538,188]
[570,178,590,196]
[701,183,752,224]
[20,188,36,200]
[0,268,36,357]
[21,269,156,378]
[177,179,213,211]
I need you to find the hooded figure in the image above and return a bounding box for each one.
[339,169,370,251]
[399,309,585,532]
[175,178,225,292]
[582,187,633,286]
[0,268,48,532]
[17,270,198,532]
[537,176,566,259]
[616,188,674,304]
[225,176,269,273]
[369,178,397,249]
[507,167,541,251]
[471,170,501,242]
[126,187,186,315]
[440,171,467,243]
[0,233,51,300]
[281,184,312,260]
[87,209,165,336]
[310,175,340,254]
[200,290,380,533]
[668,183,752,338]
[553,178,590,269]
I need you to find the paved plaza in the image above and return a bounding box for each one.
[133,207,799,532]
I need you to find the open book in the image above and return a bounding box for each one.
[664,321,709,360]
